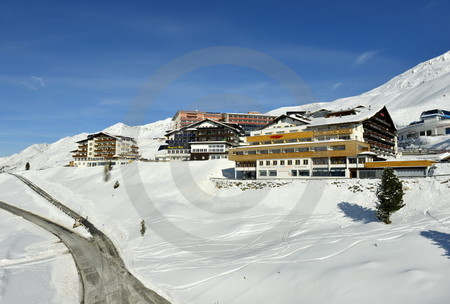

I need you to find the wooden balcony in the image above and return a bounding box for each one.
[72,153,87,158]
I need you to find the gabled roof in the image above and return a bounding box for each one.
[265,114,311,128]
[76,132,136,143]
[165,118,245,136]
[306,106,396,130]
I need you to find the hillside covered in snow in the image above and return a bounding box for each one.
[269,51,450,127]
[2,51,450,171]
[0,119,173,172]
[2,161,450,303]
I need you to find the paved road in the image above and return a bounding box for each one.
[1,174,171,304]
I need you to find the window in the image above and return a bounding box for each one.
[295,160,301,165]
[273,161,278,165]
[349,158,357,164]
[299,170,310,176]
[269,170,277,177]
[331,157,346,164]
[280,160,285,165]
[312,169,329,176]
[330,168,346,176]
[259,161,263,166]
[296,147,309,152]
[358,158,366,164]
[330,145,345,151]
[313,146,327,151]
[303,159,309,165]
[288,160,292,165]
[271,149,281,154]
[313,157,328,165]
[291,170,298,176]
[284,148,295,153]
[299,137,312,142]
[259,150,269,154]
[426,130,432,136]
[259,170,267,176]
[266,160,270,166]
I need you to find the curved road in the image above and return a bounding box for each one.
[1,174,171,304]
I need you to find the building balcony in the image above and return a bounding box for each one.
[72,154,87,158]
[95,138,116,142]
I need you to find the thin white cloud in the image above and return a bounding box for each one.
[331,82,343,90]
[354,50,383,66]
[21,75,46,90]
[31,75,46,87]
[21,81,38,90]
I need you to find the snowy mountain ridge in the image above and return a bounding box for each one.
[0,119,173,171]
[268,50,450,127]
[2,51,450,171]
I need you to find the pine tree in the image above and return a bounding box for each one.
[140,220,146,236]
[375,167,405,224]
[103,162,111,182]
[25,162,30,170]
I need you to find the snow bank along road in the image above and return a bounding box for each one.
[1,174,171,304]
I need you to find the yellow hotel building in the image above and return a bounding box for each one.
[229,106,399,179]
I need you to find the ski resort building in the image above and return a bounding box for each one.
[155,119,245,161]
[398,109,450,145]
[229,106,399,179]
[172,110,276,133]
[72,132,139,167]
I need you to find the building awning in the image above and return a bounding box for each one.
[364,160,436,169]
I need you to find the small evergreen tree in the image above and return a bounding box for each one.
[375,167,405,224]
[103,162,112,182]
[25,162,30,170]
[140,220,146,236]
[113,180,120,189]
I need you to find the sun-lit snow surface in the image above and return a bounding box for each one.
[0,210,79,304]
[3,160,449,304]
[2,52,450,170]
[269,51,450,128]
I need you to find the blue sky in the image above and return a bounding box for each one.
[1,0,449,157]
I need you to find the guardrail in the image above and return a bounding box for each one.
[9,173,87,228]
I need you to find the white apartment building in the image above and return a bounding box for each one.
[398,109,450,145]
[72,132,139,167]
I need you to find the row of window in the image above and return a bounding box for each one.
[251,135,351,145]
[258,168,346,177]
[234,145,347,155]
[256,157,367,167]
[167,149,190,154]
[211,155,228,159]
[191,148,225,153]
[259,159,309,166]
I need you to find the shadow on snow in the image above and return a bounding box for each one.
[338,202,377,224]
[420,230,450,259]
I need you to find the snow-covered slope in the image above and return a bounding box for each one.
[102,118,173,159]
[2,161,449,304]
[2,51,450,170]
[269,51,450,127]
[0,119,173,172]
[0,136,87,172]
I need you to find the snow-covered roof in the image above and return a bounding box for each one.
[165,118,244,136]
[305,106,386,127]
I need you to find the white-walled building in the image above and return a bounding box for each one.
[72,132,139,167]
[398,109,450,145]
[229,106,398,179]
